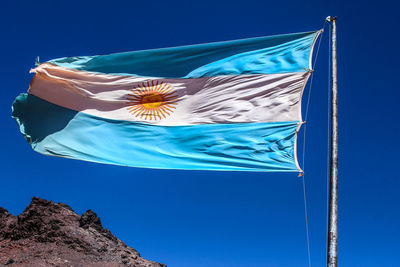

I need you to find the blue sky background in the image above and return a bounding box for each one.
[1,0,399,266]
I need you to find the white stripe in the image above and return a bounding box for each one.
[29,63,309,126]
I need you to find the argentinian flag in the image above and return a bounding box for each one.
[12,30,321,172]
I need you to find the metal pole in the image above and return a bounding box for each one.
[326,16,338,267]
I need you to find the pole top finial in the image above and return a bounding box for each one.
[35,56,40,66]
[326,16,337,22]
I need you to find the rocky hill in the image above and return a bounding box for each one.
[0,197,165,267]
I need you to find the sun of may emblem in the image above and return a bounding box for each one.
[126,81,178,121]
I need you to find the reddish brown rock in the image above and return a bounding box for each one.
[0,197,165,266]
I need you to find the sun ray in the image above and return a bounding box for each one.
[130,109,144,116]
[144,109,150,120]
[159,87,172,94]
[154,109,161,119]
[155,81,162,90]
[128,92,141,97]
[164,91,178,97]
[126,97,141,102]
[162,84,174,91]
[127,104,140,109]
[131,105,145,112]
[127,97,140,102]
[158,108,167,118]
[131,90,139,96]
[127,106,140,112]
[136,87,145,94]
[128,108,143,114]
[164,104,177,109]
[158,83,168,92]
[162,106,174,113]
[134,111,145,117]
[164,99,178,103]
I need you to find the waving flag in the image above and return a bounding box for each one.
[12,30,321,171]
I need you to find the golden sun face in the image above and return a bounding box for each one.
[126,81,178,121]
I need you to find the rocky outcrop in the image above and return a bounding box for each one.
[0,197,165,267]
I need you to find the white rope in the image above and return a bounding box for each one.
[301,22,326,267]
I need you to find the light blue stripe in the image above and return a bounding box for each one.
[48,31,319,78]
[12,94,301,172]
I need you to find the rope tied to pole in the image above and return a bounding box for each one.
[300,20,327,267]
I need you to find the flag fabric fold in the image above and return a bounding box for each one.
[12,30,321,172]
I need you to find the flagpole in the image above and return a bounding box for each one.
[326,16,338,267]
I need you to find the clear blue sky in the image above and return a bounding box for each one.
[1,0,399,266]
